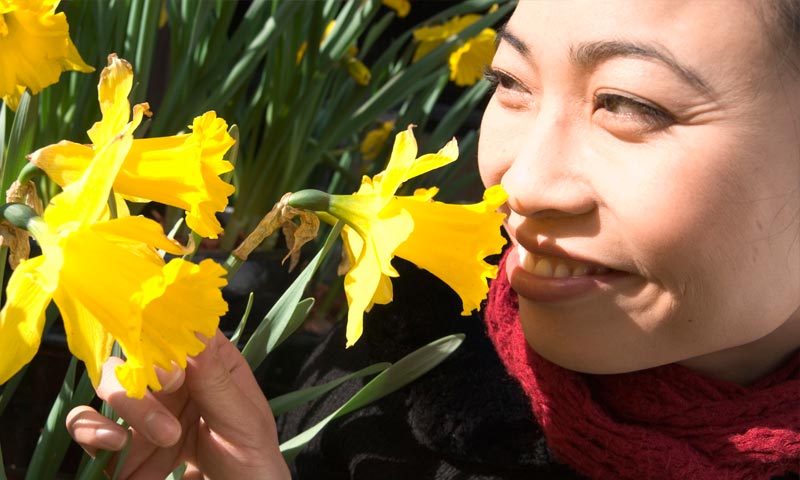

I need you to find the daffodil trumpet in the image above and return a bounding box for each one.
[287,126,507,347]
[27,54,236,239]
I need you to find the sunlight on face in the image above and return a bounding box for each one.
[478,0,800,380]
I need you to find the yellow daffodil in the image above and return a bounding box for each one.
[360,120,395,162]
[297,21,370,85]
[28,55,235,238]
[382,0,410,18]
[0,106,228,399]
[412,14,496,87]
[0,0,93,110]
[289,126,507,346]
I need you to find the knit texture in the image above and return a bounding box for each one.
[485,250,800,480]
[279,258,582,479]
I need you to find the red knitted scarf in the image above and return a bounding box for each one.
[484,251,800,480]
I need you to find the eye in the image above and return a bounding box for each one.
[484,66,533,109]
[593,92,675,136]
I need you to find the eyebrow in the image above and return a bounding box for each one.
[495,27,713,95]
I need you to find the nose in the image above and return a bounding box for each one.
[501,107,596,220]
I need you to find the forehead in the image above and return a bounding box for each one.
[505,0,774,80]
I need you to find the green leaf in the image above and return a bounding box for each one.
[1,90,38,195]
[270,362,390,417]
[230,292,254,347]
[25,358,96,480]
[279,333,464,462]
[241,221,343,369]
[274,297,315,348]
[0,439,6,480]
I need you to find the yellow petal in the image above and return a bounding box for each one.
[53,288,114,388]
[27,140,94,187]
[339,207,412,346]
[404,137,458,181]
[0,255,55,383]
[393,184,508,314]
[381,0,410,18]
[341,227,381,347]
[0,5,93,110]
[90,215,190,258]
[2,85,25,111]
[376,126,419,203]
[115,112,235,238]
[360,120,395,162]
[87,54,134,146]
[117,258,227,398]
[344,57,371,86]
[448,28,496,87]
[45,131,134,230]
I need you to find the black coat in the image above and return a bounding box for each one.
[277,259,583,479]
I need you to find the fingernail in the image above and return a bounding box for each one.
[95,427,127,450]
[145,411,180,447]
[158,365,184,393]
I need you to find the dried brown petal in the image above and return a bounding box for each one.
[233,192,320,270]
[0,221,30,269]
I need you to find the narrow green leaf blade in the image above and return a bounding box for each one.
[230,292,255,347]
[279,334,464,461]
[241,222,343,369]
[2,91,38,195]
[270,362,390,417]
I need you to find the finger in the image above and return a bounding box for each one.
[66,406,128,455]
[96,358,182,448]
[184,331,277,447]
[210,331,273,418]
[182,463,205,480]
[122,400,200,480]
[155,363,185,394]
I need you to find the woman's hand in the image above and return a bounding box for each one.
[66,330,290,479]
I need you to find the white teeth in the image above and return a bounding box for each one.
[572,264,590,276]
[517,246,611,278]
[518,247,536,271]
[533,258,554,277]
[553,263,571,278]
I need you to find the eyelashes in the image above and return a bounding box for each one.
[592,92,675,129]
[484,65,676,134]
[483,66,526,93]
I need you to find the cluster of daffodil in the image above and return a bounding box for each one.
[288,126,508,346]
[0,54,236,399]
[0,0,94,110]
[412,5,499,87]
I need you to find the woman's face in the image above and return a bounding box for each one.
[479,0,800,377]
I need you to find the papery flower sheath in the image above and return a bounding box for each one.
[290,126,507,346]
[28,54,235,238]
[0,105,228,399]
[0,0,93,110]
[413,13,496,86]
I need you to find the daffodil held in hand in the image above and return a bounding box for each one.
[0,105,228,399]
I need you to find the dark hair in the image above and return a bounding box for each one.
[767,0,800,72]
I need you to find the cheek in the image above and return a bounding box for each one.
[477,100,517,188]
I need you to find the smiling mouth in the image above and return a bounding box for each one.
[518,247,614,278]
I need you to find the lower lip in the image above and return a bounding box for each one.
[505,246,632,303]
